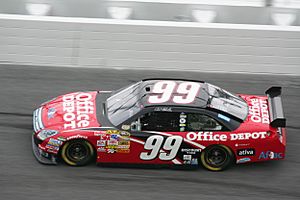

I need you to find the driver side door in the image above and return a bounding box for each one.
[125,109,228,165]
[111,110,184,165]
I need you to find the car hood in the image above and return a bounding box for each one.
[41,91,100,130]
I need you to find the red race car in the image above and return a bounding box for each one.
[32,79,286,171]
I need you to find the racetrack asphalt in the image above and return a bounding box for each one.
[0,64,299,200]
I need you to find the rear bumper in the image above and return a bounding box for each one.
[32,134,57,165]
[235,129,286,164]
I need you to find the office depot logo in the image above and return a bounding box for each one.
[186,132,267,141]
[249,98,270,124]
[62,93,94,129]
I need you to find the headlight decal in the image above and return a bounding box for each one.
[33,107,45,132]
[37,130,59,141]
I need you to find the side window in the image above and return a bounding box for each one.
[139,112,180,132]
[186,113,223,131]
[129,111,224,132]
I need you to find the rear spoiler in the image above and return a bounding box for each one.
[265,87,286,127]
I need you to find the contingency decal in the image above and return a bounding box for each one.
[237,148,255,156]
[236,157,251,164]
[179,112,187,132]
[258,151,283,160]
[148,81,200,104]
[45,138,63,153]
[121,124,130,130]
[96,130,130,153]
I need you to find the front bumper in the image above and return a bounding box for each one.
[32,134,57,165]
[33,107,45,133]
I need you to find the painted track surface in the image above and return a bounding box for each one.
[0,64,299,200]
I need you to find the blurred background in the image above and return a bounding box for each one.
[0,0,299,74]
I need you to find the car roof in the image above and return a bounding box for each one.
[142,78,205,83]
[139,79,209,108]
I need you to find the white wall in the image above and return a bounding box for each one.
[0,14,300,75]
[1,0,300,25]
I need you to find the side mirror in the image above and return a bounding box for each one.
[131,121,139,131]
[131,122,137,131]
[131,120,141,131]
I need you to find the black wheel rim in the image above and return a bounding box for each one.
[66,142,89,162]
[205,147,228,167]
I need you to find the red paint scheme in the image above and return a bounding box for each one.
[34,90,286,166]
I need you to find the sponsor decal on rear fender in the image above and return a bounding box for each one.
[259,151,283,160]
[248,97,270,124]
[237,148,255,156]
[237,157,251,164]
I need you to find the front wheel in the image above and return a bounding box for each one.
[61,140,95,166]
[200,145,234,171]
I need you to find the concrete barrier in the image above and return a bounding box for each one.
[0,14,300,75]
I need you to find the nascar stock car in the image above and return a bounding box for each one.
[32,78,286,171]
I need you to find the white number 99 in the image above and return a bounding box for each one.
[148,81,200,104]
[140,135,183,161]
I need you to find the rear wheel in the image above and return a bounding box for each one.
[200,145,234,171]
[61,140,95,166]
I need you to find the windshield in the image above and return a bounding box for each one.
[106,82,142,126]
[206,83,248,120]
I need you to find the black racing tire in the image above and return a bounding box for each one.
[200,145,234,171]
[61,140,95,166]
